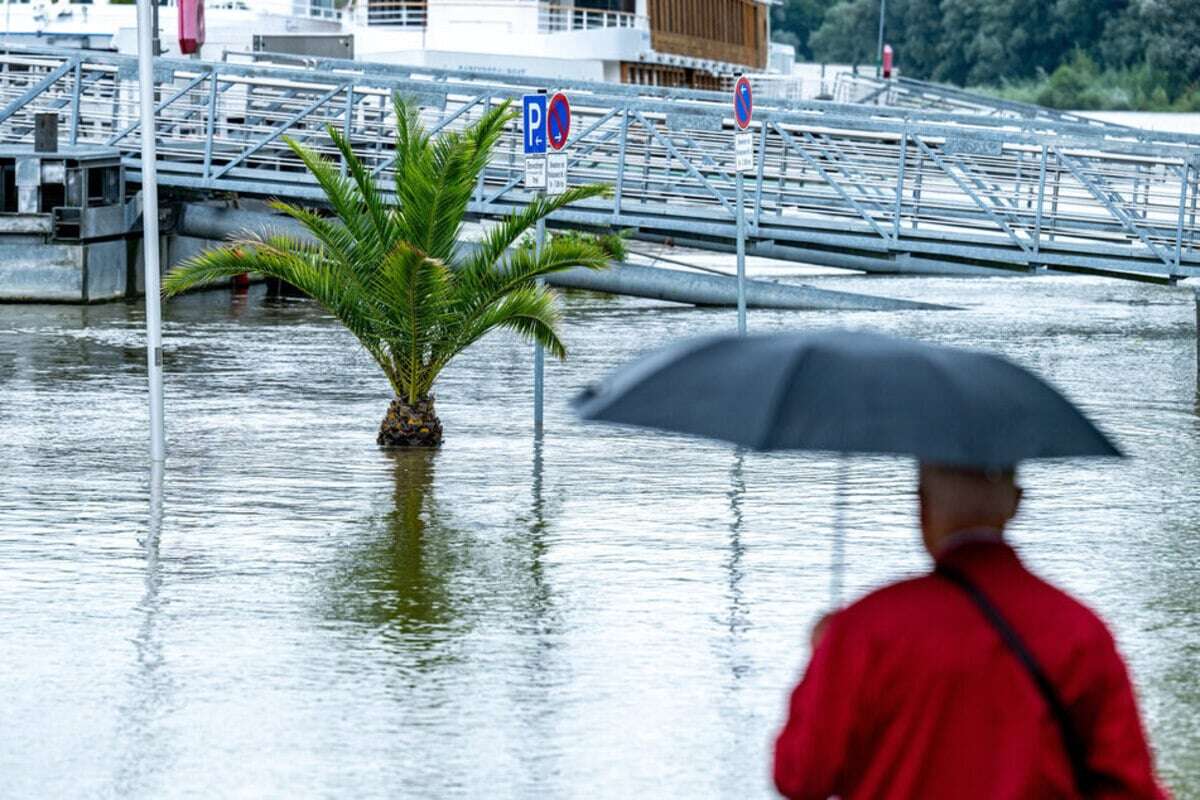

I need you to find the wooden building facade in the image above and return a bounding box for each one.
[624,0,767,86]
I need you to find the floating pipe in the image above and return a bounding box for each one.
[176,204,949,312]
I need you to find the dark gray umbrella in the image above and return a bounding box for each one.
[573,329,1120,468]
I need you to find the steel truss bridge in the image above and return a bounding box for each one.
[0,44,1197,282]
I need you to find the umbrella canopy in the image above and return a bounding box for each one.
[573,329,1120,468]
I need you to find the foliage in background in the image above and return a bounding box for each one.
[772,0,1200,111]
[984,52,1200,112]
[519,228,630,263]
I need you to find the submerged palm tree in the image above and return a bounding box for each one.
[164,98,611,447]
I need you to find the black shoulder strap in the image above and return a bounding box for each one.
[936,563,1092,795]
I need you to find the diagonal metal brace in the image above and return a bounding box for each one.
[211,83,346,180]
[635,111,734,218]
[107,70,211,145]
[775,124,895,244]
[370,93,489,178]
[915,138,1034,256]
[803,131,895,204]
[0,58,76,126]
[1055,148,1175,269]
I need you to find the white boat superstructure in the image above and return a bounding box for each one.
[0,0,794,88]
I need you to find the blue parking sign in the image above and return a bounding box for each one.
[522,94,547,155]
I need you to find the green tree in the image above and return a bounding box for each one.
[772,0,836,60]
[163,98,612,448]
[887,0,944,79]
[808,0,880,65]
[1141,0,1200,98]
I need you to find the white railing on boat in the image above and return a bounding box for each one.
[538,3,646,33]
[353,1,429,27]
[193,0,343,22]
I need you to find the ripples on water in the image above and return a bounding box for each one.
[0,270,1197,798]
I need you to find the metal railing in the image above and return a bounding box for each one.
[199,0,344,21]
[538,3,646,33]
[833,72,1130,132]
[0,45,1195,281]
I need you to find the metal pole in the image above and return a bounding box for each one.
[753,123,767,232]
[1033,144,1047,257]
[612,111,628,225]
[138,0,165,462]
[534,215,545,434]
[876,0,886,78]
[1190,165,1199,255]
[69,60,81,145]
[893,126,907,240]
[1175,163,1190,273]
[736,169,746,335]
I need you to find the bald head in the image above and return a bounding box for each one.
[918,463,1022,557]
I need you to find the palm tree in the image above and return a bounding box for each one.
[163,98,612,447]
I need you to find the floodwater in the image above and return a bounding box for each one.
[1,267,1197,798]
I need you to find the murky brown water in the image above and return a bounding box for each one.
[1,267,1196,798]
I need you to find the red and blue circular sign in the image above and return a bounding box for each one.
[733,76,753,130]
[548,92,571,151]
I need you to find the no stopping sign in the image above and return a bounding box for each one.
[547,92,571,151]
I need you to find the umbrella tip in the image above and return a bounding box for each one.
[571,383,601,408]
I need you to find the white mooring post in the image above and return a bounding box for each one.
[138,0,165,462]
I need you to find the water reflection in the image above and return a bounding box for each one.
[725,450,750,680]
[830,456,849,606]
[114,461,175,796]
[523,434,555,633]
[327,450,464,643]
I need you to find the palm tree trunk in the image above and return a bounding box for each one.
[378,395,444,448]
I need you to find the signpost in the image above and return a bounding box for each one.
[524,90,571,434]
[732,76,753,336]
[546,91,570,197]
[522,93,547,190]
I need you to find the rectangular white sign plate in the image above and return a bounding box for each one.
[546,152,567,196]
[735,131,754,173]
[525,155,547,190]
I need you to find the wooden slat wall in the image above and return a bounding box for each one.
[647,0,767,70]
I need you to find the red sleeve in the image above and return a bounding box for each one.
[1082,627,1171,799]
[773,614,868,800]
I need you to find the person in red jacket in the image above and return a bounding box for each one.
[774,464,1169,799]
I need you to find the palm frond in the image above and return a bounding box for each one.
[266,199,361,273]
[281,134,376,250]
[452,237,610,320]
[163,233,385,366]
[464,183,612,275]
[393,100,515,264]
[366,241,455,402]
[327,124,398,256]
[426,283,566,394]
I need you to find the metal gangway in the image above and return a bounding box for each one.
[0,44,1197,281]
